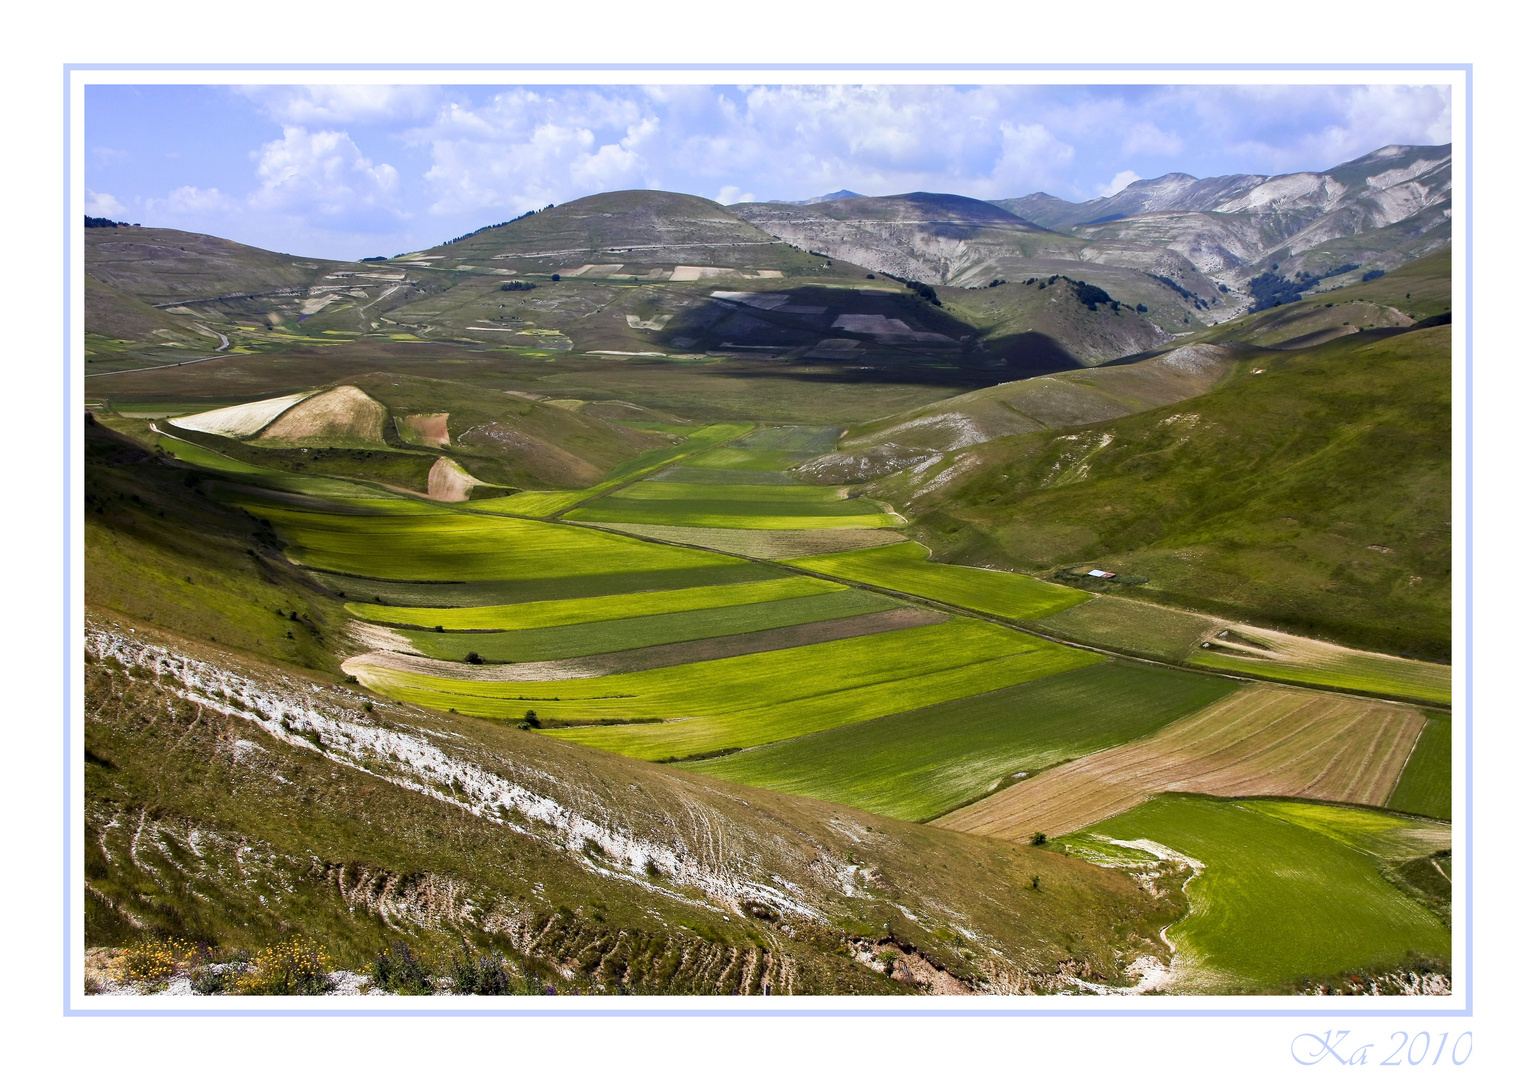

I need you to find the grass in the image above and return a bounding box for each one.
[567,490,897,529]
[788,542,1088,620]
[351,575,842,630]
[1064,794,1451,991]
[1189,642,1451,705]
[691,663,1237,821]
[312,562,786,608]
[895,325,1452,660]
[398,590,904,663]
[1028,595,1218,662]
[1388,710,1452,820]
[352,618,1102,760]
[240,499,744,582]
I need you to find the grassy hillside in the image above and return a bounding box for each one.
[879,324,1451,659]
[85,614,1185,996]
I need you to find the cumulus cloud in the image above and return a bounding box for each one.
[85,189,127,217]
[250,126,401,227]
[237,84,441,125]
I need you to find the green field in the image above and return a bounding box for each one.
[349,575,839,630]
[353,618,1101,760]
[650,466,801,486]
[1065,795,1451,991]
[788,542,1089,620]
[567,480,898,530]
[692,663,1238,821]
[1028,595,1218,662]
[1388,710,1452,820]
[1189,646,1451,705]
[241,499,743,581]
[399,589,904,663]
[316,562,785,608]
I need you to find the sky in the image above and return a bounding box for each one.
[84,82,1452,261]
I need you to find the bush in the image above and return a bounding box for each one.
[465,651,484,665]
[234,939,332,996]
[523,709,539,728]
[449,944,514,995]
[370,940,435,995]
[1031,831,1048,846]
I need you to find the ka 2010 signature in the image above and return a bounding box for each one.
[1291,1030,1472,1066]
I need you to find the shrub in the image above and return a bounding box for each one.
[112,938,197,985]
[1031,831,1048,846]
[449,945,514,995]
[465,651,485,665]
[370,940,435,995]
[234,939,332,996]
[523,709,539,728]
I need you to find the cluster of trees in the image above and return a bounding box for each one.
[876,270,942,306]
[443,203,556,247]
[500,280,538,292]
[1248,263,1371,311]
[85,216,131,228]
[1146,272,1208,309]
[1031,274,1122,313]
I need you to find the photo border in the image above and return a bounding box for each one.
[63,61,1473,1019]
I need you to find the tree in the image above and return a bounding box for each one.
[465,651,484,665]
[1031,831,1048,846]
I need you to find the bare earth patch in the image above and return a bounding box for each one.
[399,412,450,448]
[937,686,1427,840]
[259,385,388,444]
[426,456,481,502]
[168,391,314,438]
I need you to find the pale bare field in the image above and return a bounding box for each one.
[167,391,313,438]
[426,456,480,502]
[259,385,387,444]
[937,686,1427,841]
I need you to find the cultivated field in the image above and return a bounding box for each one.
[257,384,388,445]
[1028,595,1221,662]
[788,541,1088,620]
[1188,622,1451,704]
[1063,795,1451,991]
[693,663,1238,821]
[349,576,841,630]
[1388,710,1452,820]
[347,618,1101,760]
[395,590,906,664]
[167,391,313,437]
[938,685,1427,840]
[586,523,907,559]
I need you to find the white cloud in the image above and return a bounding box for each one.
[1099,170,1142,197]
[1122,122,1183,158]
[85,189,127,217]
[251,126,401,223]
[716,185,753,205]
[238,85,441,125]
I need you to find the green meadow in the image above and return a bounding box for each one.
[1067,795,1451,990]
[692,663,1238,821]
[398,589,904,663]
[354,618,1101,759]
[240,500,742,581]
[1388,710,1452,820]
[788,542,1088,620]
[349,575,840,630]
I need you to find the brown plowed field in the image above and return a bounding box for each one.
[936,686,1426,841]
[259,384,387,443]
[399,412,450,447]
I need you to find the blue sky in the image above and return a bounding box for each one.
[85,82,1451,261]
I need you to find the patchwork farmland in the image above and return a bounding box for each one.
[83,184,1454,997]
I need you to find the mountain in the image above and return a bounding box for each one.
[992,145,1451,289]
[791,189,864,204]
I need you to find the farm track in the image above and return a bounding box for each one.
[936,686,1428,840]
